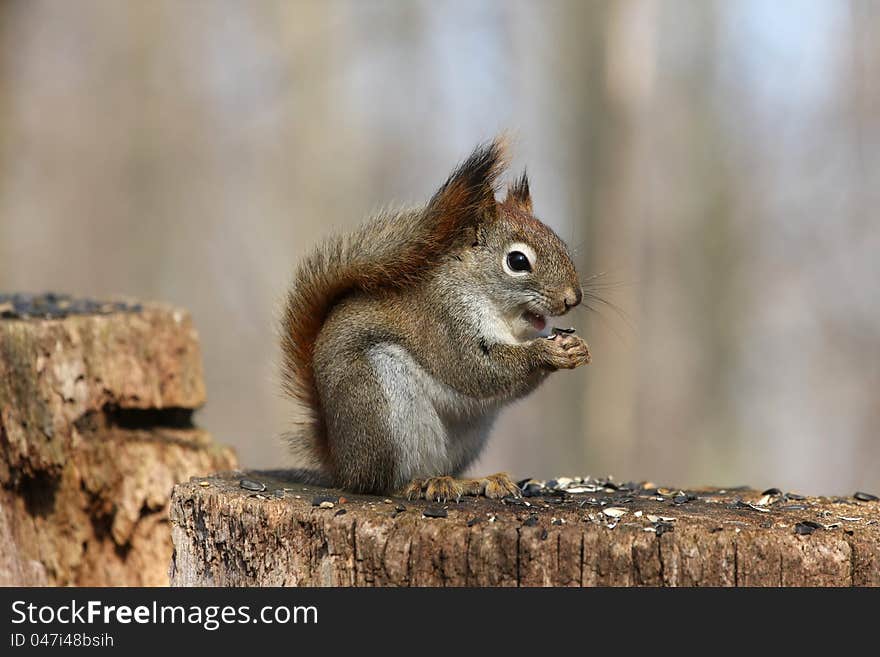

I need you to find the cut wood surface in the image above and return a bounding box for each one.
[170,471,880,587]
[0,297,237,585]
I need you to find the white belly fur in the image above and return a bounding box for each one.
[366,342,500,486]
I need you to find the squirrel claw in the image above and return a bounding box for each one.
[424,476,466,503]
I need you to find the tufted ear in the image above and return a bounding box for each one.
[426,138,506,233]
[505,169,532,212]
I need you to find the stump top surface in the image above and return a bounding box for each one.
[185,471,880,536]
[171,469,880,586]
[0,292,144,321]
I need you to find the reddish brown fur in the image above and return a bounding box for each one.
[281,139,508,468]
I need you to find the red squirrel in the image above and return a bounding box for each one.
[281,139,590,501]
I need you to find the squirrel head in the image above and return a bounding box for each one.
[427,139,582,340]
[474,179,582,339]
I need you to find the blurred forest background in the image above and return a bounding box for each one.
[1,0,877,495]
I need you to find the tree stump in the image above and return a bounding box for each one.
[170,472,880,586]
[0,294,237,585]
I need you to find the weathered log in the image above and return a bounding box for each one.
[169,472,880,586]
[0,296,237,585]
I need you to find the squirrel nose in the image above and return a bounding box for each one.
[563,288,582,310]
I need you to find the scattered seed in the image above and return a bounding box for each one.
[466,517,482,527]
[540,528,549,540]
[198,481,210,487]
[655,522,674,537]
[786,492,806,500]
[779,504,807,511]
[634,510,643,518]
[240,478,266,492]
[603,507,628,518]
[854,491,879,502]
[384,499,393,504]
[423,507,448,519]
[647,514,676,523]
[838,516,862,522]
[605,522,618,530]
[395,504,406,512]
[318,501,334,509]
[551,518,564,526]
[312,495,339,506]
[523,515,539,527]
[762,487,782,496]
[334,508,347,517]
[796,520,824,535]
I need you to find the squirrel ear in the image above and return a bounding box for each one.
[506,170,532,212]
[426,139,506,230]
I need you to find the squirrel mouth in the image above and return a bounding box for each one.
[524,311,547,332]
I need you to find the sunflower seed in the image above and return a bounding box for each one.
[854,491,879,502]
[603,507,628,518]
[655,522,674,537]
[647,514,676,523]
[311,495,339,506]
[318,501,334,509]
[423,507,448,519]
[240,478,266,492]
[795,522,820,535]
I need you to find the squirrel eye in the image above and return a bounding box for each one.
[506,251,532,273]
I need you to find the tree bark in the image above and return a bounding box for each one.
[0,299,237,585]
[170,472,880,587]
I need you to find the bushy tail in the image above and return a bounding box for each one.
[281,139,507,467]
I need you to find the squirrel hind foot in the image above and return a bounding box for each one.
[402,473,521,502]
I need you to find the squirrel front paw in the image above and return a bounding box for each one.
[539,333,591,370]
